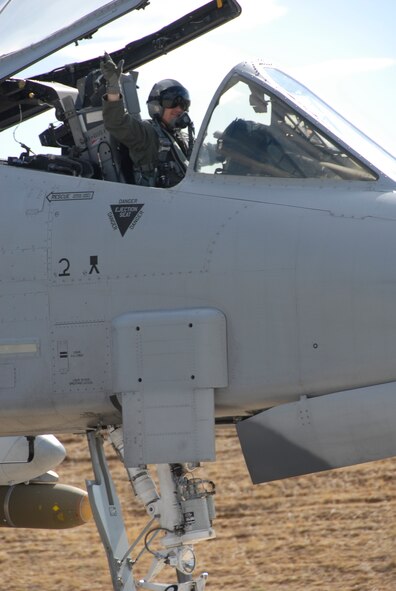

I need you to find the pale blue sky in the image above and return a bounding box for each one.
[1,0,395,156]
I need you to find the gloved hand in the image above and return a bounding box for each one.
[100,52,124,95]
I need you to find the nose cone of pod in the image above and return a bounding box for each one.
[0,483,92,529]
[0,435,66,485]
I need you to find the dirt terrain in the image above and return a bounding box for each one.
[1,428,395,591]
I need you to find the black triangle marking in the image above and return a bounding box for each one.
[110,204,144,237]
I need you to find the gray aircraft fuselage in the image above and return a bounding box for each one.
[1,160,396,435]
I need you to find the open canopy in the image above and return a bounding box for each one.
[0,0,241,129]
[0,0,146,81]
[0,0,241,82]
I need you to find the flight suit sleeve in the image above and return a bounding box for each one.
[102,97,159,168]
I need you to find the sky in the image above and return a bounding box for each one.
[1,0,395,158]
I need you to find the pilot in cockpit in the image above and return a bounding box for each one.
[100,52,195,188]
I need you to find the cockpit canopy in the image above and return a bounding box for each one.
[0,0,147,81]
[0,0,241,130]
[194,62,396,182]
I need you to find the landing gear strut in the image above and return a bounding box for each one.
[86,428,216,591]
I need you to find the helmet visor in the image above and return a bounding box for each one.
[160,86,190,111]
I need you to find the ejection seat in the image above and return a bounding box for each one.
[218,117,298,177]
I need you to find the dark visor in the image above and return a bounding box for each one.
[161,96,190,110]
[160,86,190,111]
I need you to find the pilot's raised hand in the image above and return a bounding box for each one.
[100,52,124,96]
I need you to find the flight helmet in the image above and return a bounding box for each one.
[147,79,190,119]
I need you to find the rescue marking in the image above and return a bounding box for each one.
[47,191,94,202]
[108,200,144,236]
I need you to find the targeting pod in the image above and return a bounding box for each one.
[0,482,92,529]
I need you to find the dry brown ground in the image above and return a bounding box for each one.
[1,427,395,591]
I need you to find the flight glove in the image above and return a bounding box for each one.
[100,52,124,95]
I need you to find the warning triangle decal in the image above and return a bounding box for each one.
[110,204,144,237]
